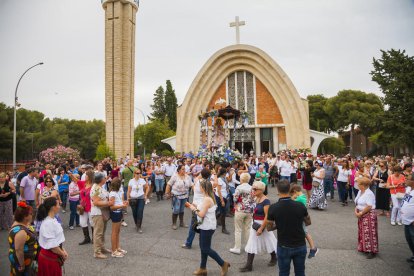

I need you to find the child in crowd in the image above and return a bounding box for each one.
[68,174,80,229]
[290,184,319,258]
[109,178,128,258]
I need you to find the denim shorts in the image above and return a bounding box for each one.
[110,211,123,223]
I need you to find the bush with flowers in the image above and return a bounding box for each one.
[39,145,80,164]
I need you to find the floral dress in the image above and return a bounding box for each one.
[8,224,39,276]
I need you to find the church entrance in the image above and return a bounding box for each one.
[260,128,273,154]
[235,141,253,155]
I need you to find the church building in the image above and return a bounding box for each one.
[164,43,312,155]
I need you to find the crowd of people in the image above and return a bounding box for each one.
[2,150,414,275]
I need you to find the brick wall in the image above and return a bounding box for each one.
[256,78,283,125]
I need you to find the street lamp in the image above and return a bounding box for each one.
[13,62,44,171]
[135,107,146,157]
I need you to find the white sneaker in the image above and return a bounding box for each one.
[229,248,241,255]
[69,226,74,230]
[62,210,66,214]
[121,221,128,227]
[397,222,403,226]
[391,221,396,226]
[145,199,150,205]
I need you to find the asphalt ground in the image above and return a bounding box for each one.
[1,185,413,276]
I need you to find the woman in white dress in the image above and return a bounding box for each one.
[240,181,277,272]
[308,161,327,210]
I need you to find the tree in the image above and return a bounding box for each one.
[324,90,383,155]
[307,94,333,132]
[95,137,115,161]
[164,80,178,131]
[134,119,175,155]
[318,137,346,155]
[371,49,414,150]
[150,86,166,121]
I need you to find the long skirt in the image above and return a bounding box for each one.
[245,220,277,254]
[357,210,379,254]
[37,248,62,276]
[0,199,13,230]
[376,187,390,211]
[308,182,327,210]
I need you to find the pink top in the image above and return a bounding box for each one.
[79,184,92,212]
[350,169,356,187]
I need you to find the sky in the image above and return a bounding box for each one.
[0,0,413,125]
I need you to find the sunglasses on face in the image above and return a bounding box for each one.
[252,188,261,191]
[46,180,53,183]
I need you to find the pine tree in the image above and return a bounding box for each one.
[164,80,178,131]
[150,86,166,121]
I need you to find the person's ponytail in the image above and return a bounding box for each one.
[36,197,58,222]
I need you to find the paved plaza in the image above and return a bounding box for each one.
[1,186,412,275]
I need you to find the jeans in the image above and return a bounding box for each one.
[185,215,196,247]
[348,186,354,200]
[280,176,290,183]
[324,179,334,199]
[172,197,187,215]
[353,187,359,197]
[277,245,307,276]
[391,194,403,223]
[59,190,68,209]
[130,198,145,224]
[69,200,80,226]
[215,195,227,216]
[404,224,414,256]
[226,186,235,213]
[199,229,224,269]
[337,181,347,203]
[155,179,165,192]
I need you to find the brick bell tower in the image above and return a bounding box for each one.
[102,0,138,159]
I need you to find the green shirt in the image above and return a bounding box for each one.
[121,166,136,187]
[255,171,268,185]
[295,194,307,207]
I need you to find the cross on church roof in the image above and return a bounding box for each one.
[229,16,246,44]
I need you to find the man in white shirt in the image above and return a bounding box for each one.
[401,177,414,267]
[279,155,292,183]
[163,158,177,185]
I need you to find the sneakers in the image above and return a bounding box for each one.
[181,244,191,249]
[62,210,66,214]
[229,248,241,255]
[111,251,124,258]
[69,226,74,230]
[121,221,128,227]
[397,221,403,226]
[94,253,108,259]
[145,199,150,205]
[391,221,396,226]
[308,247,319,259]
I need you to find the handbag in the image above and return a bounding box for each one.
[76,205,85,215]
[252,221,261,231]
[312,181,320,187]
[191,213,203,233]
[101,206,110,222]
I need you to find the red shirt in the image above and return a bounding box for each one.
[387,175,406,194]
[79,184,92,212]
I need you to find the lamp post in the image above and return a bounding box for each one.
[135,107,146,157]
[13,62,44,171]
